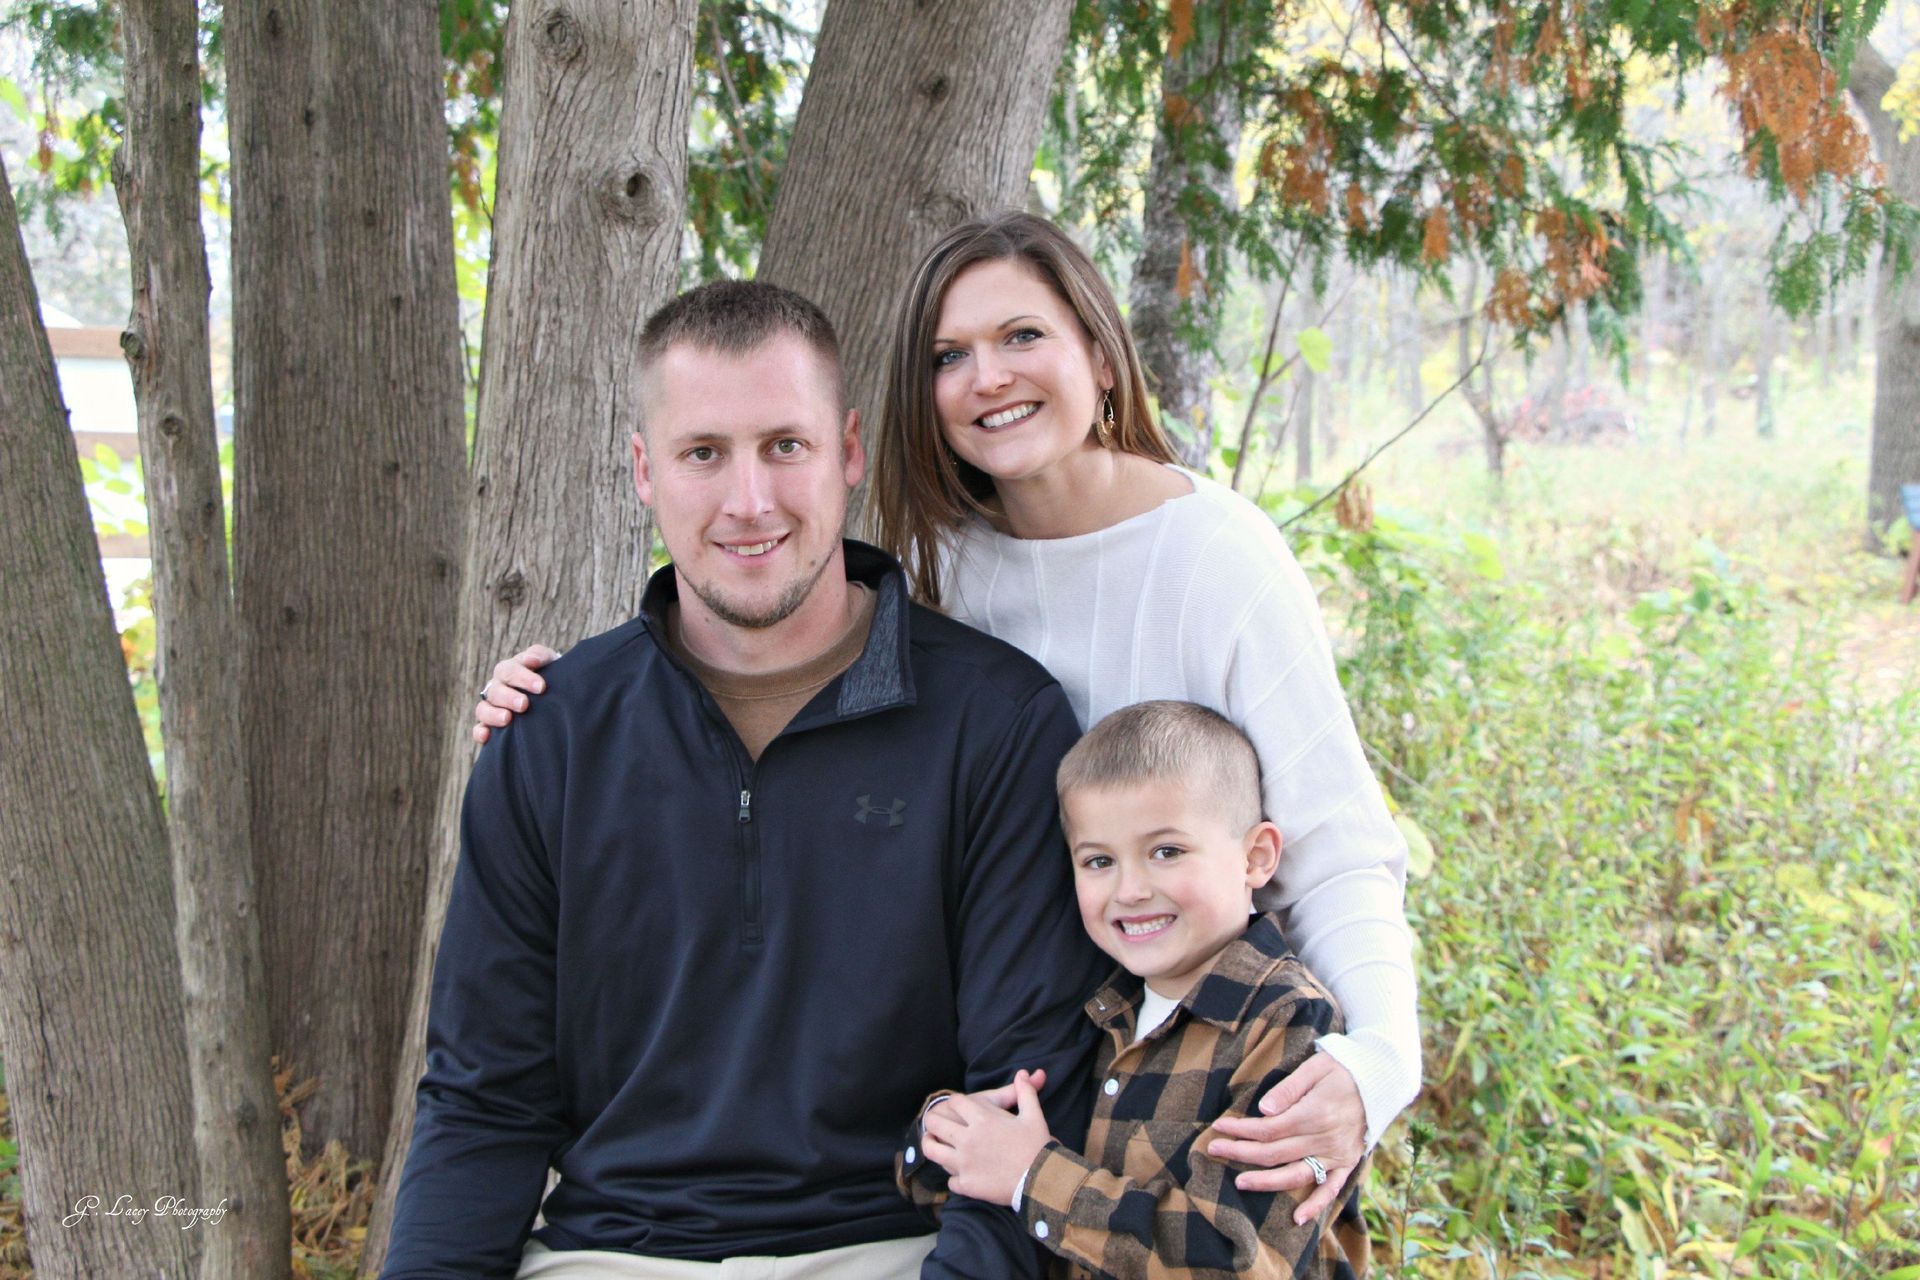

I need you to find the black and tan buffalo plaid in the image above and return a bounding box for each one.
[899,912,1369,1279]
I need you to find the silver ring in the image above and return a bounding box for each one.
[1303,1155,1328,1186]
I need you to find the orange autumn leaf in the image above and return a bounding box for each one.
[1345,182,1371,232]
[1716,24,1872,200]
[1421,205,1451,263]
[1168,0,1195,60]
[1175,238,1197,300]
[1486,268,1533,327]
[1498,153,1527,197]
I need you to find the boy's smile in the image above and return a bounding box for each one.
[1062,778,1281,1001]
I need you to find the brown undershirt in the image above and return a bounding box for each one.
[661,583,876,760]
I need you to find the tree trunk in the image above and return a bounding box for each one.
[0,151,198,1280]
[227,0,466,1156]
[358,2,695,1270]
[1849,43,1920,542]
[1813,294,1832,387]
[1547,323,1568,436]
[1129,5,1249,468]
[1395,272,1424,415]
[1294,354,1316,484]
[1753,310,1776,438]
[116,0,289,1271]
[1355,277,1379,388]
[1635,257,1658,400]
[1459,265,1503,479]
[1571,299,1591,395]
[1699,267,1721,437]
[1329,268,1357,463]
[758,0,1075,524]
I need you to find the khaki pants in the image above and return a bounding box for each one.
[516,1235,937,1279]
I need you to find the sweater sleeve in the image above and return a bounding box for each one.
[381,729,569,1279]
[1217,517,1422,1148]
[914,681,1108,1280]
[1016,994,1353,1279]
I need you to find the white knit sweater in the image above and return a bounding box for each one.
[939,469,1421,1146]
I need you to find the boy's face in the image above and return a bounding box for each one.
[1062,777,1281,1001]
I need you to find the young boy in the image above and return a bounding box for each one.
[899,700,1369,1279]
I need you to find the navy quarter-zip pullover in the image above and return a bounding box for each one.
[384,542,1105,1279]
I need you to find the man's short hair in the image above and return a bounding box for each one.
[1057,701,1265,835]
[638,279,844,418]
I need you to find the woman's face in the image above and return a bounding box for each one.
[930,257,1113,486]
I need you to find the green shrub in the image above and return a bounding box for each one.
[1284,496,1920,1277]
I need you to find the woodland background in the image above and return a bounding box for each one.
[0,1,1916,1276]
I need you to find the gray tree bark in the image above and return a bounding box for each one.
[757,0,1075,523]
[1699,266,1722,437]
[1849,43,1920,543]
[115,0,289,1271]
[1753,310,1776,438]
[227,0,466,1156]
[1394,272,1424,415]
[1293,355,1316,484]
[0,151,198,1280]
[358,2,695,1270]
[1458,264,1504,480]
[1129,6,1249,468]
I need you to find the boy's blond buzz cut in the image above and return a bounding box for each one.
[1056,700,1265,835]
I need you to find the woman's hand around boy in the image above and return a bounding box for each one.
[919,1068,1053,1206]
[1207,1053,1366,1222]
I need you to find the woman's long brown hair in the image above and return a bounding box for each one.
[871,212,1180,608]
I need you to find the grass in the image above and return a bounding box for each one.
[1260,356,1920,1276]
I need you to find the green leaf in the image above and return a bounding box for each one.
[1294,326,1333,374]
[1395,812,1435,878]
[1461,530,1505,581]
[0,77,27,123]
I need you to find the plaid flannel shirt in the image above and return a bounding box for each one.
[899,913,1369,1280]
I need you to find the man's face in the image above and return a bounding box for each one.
[632,335,863,633]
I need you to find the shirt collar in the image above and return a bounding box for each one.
[1083,912,1294,1034]
[639,539,916,719]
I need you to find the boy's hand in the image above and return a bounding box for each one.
[920,1071,1053,1206]
[954,1066,1046,1115]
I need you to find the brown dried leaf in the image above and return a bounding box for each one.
[1169,0,1196,60]
[1421,205,1451,263]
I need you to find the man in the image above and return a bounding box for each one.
[383,281,1105,1279]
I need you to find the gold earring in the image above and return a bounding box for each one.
[1095,391,1116,448]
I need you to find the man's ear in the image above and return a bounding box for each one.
[841,408,866,488]
[1243,821,1282,890]
[631,431,654,507]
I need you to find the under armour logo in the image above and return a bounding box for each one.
[854,795,907,828]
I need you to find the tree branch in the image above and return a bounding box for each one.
[1281,325,1498,530]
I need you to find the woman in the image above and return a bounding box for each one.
[476,213,1419,1218]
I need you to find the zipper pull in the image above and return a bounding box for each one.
[738,789,752,823]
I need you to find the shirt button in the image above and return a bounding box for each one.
[1103,1078,1119,1096]
[1035,1222,1050,1240]
[905,1146,916,1165]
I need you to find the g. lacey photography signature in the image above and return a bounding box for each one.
[62,1194,229,1230]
